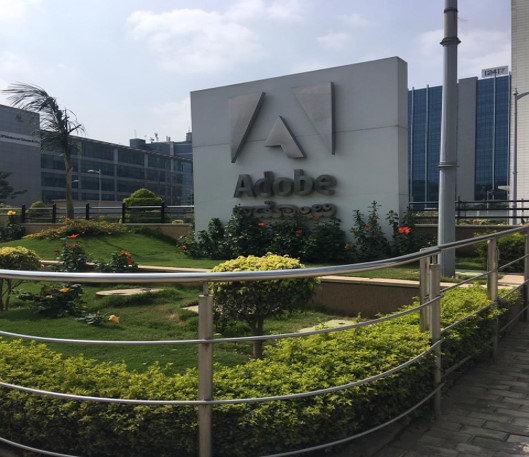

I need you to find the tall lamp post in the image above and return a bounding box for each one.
[438,0,460,277]
[87,169,101,215]
[512,88,529,225]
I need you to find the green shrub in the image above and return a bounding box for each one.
[123,188,164,223]
[23,219,127,239]
[0,285,516,456]
[0,246,41,310]
[0,223,25,242]
[304,217,351,262]
[475,232,525,272]
[350,201,390,261]
[180,210,350,263]
[26,200,50,222]
[387,208,433,256]
[210,253,319,357]
[96,249,139,273]
[19,283,85,318]
[55,235,89,272]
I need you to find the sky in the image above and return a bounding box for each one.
[0,0,511,146]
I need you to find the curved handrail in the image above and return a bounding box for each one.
[0,224,527,457]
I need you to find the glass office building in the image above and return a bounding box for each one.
[41,136,193,205]
[408,74,511,206]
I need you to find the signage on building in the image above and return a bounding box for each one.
[481,66,509,78]
[191,58,409,234]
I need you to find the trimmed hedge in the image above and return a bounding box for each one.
[475,233,525,272]
[0,286,519,456]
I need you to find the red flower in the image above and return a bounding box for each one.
[257,222,266,227]
[182,245,189,251]
[67,233,80,239]
[295,229,303,235]
[398,226,411,235]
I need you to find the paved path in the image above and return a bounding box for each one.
[334,319,529,457]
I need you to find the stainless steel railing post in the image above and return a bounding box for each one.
[522,231,529,322]
[198,282,214,457]
[487,239,499,359]
[429,262,442,415]
[419,252,431,331]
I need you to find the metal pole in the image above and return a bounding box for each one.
[522,231,529,322]
[513,89,519,225]
[429,262,442,415]
[512,90,529,225]
[487,239,499,359]
[198,282,213,457]
[419,252,431,331]
[438,0,460,277]
[487,239,498,303]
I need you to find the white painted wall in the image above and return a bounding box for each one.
[191,57,408,235]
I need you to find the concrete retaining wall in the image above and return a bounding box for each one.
[315,276,419,317]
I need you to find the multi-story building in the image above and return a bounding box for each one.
[409,0,529,208]
[0,103,193,207]
[408,74,511,206]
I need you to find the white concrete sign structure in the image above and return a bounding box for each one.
[191,57,408,234]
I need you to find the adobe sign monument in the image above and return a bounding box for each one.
[191,57,408,234]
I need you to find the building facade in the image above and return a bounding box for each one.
[408,74,511,206]
[0,104,42,205]
[191,57,409,234]
[0,103,193,207]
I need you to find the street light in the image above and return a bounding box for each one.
[87,169,101,214]
[512,88,529,224]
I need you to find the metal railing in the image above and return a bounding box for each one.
[0,226,528,456]
[409,198,529,224]
[1,203,194,224]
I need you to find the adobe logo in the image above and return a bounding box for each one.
[229,82,335,163]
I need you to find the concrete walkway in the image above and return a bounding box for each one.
[372,320,529,457]
[332,319,529,457]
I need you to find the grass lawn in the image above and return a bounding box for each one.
[0,231,221,269]
[0,282,350,375]
[0,227,487,375]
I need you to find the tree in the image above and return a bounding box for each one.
[210,253,319,358]
[2,83,85,219]
[0,246,41,310]
[0,171,26,202]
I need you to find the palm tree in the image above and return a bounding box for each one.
[2,82,86,219]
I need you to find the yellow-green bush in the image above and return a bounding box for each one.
[23,219,126,239]
[0,246,41,310]
[0,286,518,456]
[210,253,319,357]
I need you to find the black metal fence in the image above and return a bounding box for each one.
[409,199,529,224]
[2,203,194,224]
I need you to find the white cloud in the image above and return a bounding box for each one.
[128,8,262,73]
[226,0,303,21]
[340,13,370,28]
[226,0,265,20]
[317,32,351,50]
[266,0,303,21]
[419,27,511,79]
[0,52,26,73]
[418,28,443,57]
[0,0,40,23]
